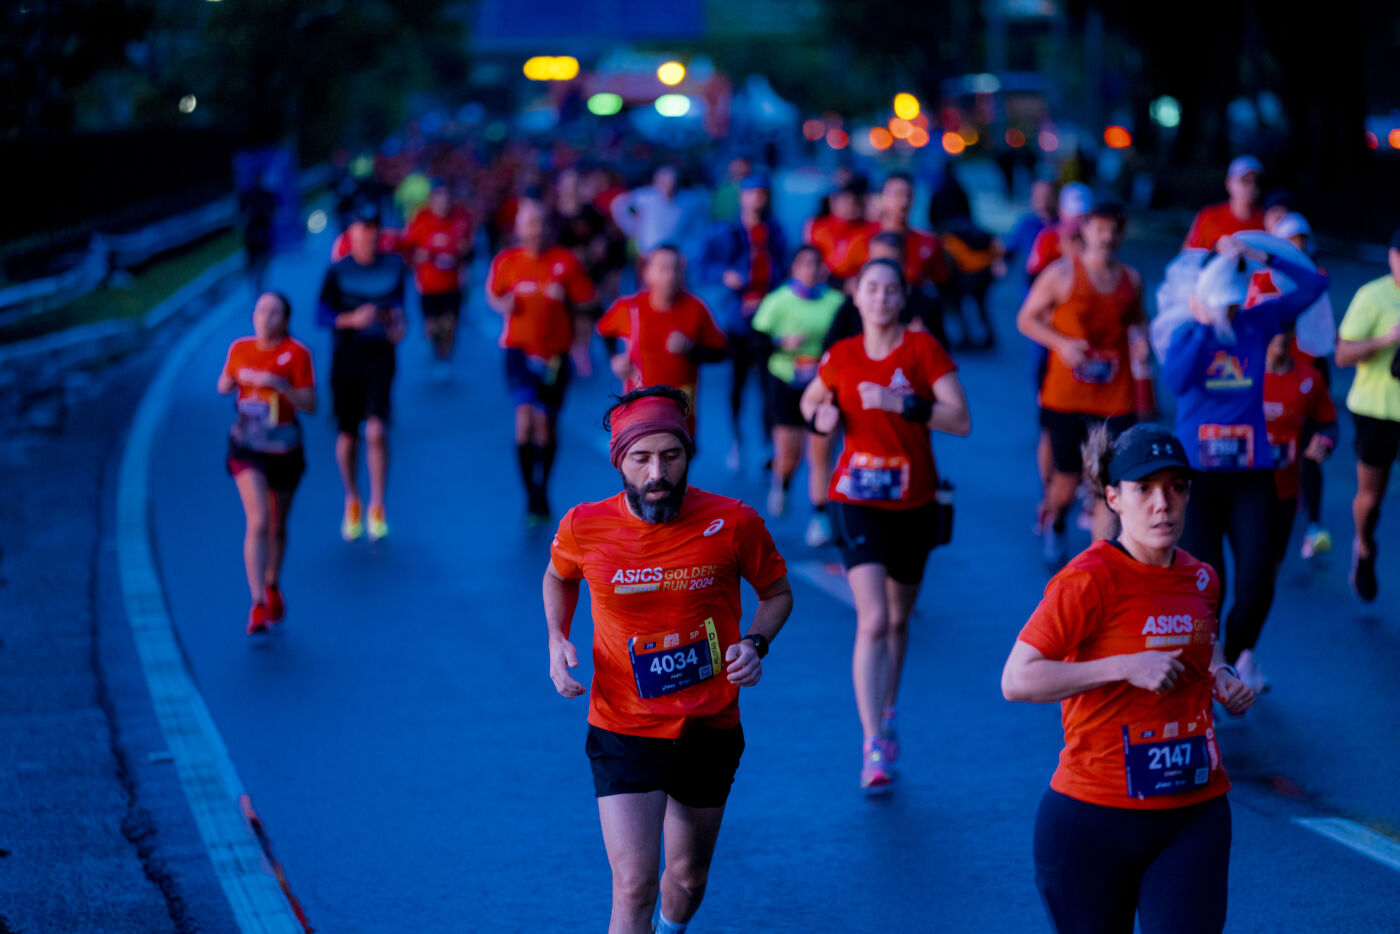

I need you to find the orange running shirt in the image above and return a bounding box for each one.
[819,330,957,510]
[596,290,726,403]
[487,245,595,358]
[1183,203,1265,251]
[221,337,315,426]
[330,229,402,262]
[1038,257,1139,417]
[847,226,949,287]
[1264,360,1337,500]
[1017,541,1231,810]
[402,208,472,295]
[809,217,879,279]
[550,487,788,739]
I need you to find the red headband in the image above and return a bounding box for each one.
[609,395,693,468]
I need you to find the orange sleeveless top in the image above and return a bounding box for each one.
[1040,257,1137,416]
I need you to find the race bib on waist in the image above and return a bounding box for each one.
[1122,714,1216,798]
[629,618,724,700]
[792,354,819,385]
[839,452,911,502]
[1198,424,1254,469]
[1073,350,1120,385]
[233,395,301,452]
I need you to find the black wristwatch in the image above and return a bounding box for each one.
[741,632,770,659]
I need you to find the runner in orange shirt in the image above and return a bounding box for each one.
[217,292,317,635]
[848,172,950,292]
[1002,423,1254,934]
[487,199,597,525]
[1183,156,1266,250]
[544,386,793,934]
[800,258,972,792]
[1017,202,1149,565]
[806,183,877,288]
[597,245,728,438]
[401,180,473,374]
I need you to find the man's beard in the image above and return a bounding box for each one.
[624,472,688,524]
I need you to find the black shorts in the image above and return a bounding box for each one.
[1353,412,1400,469]
[504,348,571,419]
[226,440,306,492]
[420,289,462,320]
[586,723,744,809]
[331,338,396,435]
[1039,409,1137,476]
[766,377,808,429]
[830,500,939,584]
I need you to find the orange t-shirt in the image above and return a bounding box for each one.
[809,217,879,279]
[1183,203,1265,251]
[1017,541,1231,810]
[330,229,402,262]
[1264,360,1337,500]
[819,330,958,510]
[221,337,315,426]
[1038,257,1139,417]
[402,208,472,295]
[596,291,727,425]
[487,245,595,358]
[847,226,949,288]
[550,487,788,739]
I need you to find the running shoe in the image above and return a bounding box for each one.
[1351,540,1378,602]
[1234,649,1268,694]
[367,505,389,542]
[860,738,893,792]
[767,485,786,518]
[341,501,364,542]
[264,584,285,624]
[805,511,833,547]
[880,709,900,764]
[246,603,269,636]
[1301,524,1332,559]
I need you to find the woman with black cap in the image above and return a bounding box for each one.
[1002,422,1254,934]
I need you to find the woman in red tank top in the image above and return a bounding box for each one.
[1017,202,1151,563]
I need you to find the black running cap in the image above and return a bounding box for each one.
[1107,425,1192,485]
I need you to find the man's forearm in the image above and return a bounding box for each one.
[543,571,580,642]
[747,582,793,642]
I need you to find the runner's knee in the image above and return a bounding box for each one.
[364,418,387,445]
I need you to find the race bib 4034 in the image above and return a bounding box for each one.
[628,618,724,699]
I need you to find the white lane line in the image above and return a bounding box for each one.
[787,559,856,608]
[1293,818,1400,874]
[117,281,305,931]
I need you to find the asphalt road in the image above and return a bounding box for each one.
[144,194,1400,930]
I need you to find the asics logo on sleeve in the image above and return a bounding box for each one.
[1196,568,1210,591]
[703,519,725,537]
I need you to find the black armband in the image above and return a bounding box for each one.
[741,632,770,658]
[900,395,934,423]
[805,411,830,436]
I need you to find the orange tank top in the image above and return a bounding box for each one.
[1040,257,1136,417]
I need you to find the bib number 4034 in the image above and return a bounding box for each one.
[651,648,700,675]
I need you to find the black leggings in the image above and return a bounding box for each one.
[728,329,772,439]
[1179,469,1279,661]
[1271,495,1298,567]
[1034,789,1231,934]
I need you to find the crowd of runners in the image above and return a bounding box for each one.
[212,133,1400,933]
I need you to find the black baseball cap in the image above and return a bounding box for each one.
[1107,424,1192,485]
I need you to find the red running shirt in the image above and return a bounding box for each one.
[847,226,950,288]
[402,208,472,295]
[1017,541,1231,810]
[221,337,315,426]
[1264,360,1337,500]
[819,330,958,510]
[809,217,879,279]
[597,291,726,426]
[1183,203,1265,251]
[487,246,595,358]
[550,488,788,739]
[330,229,402,262]
[1038,257,1139,417]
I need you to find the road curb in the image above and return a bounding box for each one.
[115,277,306,933]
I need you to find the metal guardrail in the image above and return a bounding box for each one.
[0,164,332,329]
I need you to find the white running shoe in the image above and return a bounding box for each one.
[805,511,833,547]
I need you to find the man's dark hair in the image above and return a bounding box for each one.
[602,384,692,433]
[792,243,822,264]
[649,243,683,259]
[870,231,906,253]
